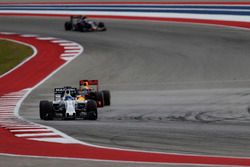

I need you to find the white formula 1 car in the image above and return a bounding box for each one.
[39,87,98,120]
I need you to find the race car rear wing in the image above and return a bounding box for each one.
[54,87,78,101]
[79,80,99,92]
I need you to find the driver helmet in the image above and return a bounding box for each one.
[80,82,90,90]
[65,89,71,95]
[81,88,89,96]
[64,89,73,100]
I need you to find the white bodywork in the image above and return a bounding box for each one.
[64,100,76,116]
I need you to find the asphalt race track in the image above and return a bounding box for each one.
[2,4,250,166]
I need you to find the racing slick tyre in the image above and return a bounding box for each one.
[96,92,104,107]
[98,22,106,31]
[86,100,98,120]
[39,100,54,120]
[64,22,72,31]
[101,90,111,106]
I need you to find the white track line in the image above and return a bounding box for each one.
[6,126,42,129]
[61,53,76,57]
[52,40,71,43]
[0,32,16,35]
[37,37,57,40]
[64,46,81,49]
[29,137,78,144]
[15,133,57,137]
[11,129,50,132]
[20,34,38,37]
[59,43,79,46]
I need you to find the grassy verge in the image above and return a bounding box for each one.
[0,39,33,75]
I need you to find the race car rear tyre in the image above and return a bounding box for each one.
[101,90,111,106]
[96,92,104,107]
[86,100,98,120]
[39,100,54,120]
[64,22,72,31]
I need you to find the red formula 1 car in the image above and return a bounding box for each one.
[79,80,111,108]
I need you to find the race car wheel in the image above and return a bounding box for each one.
[96,92,104,107]
[64,22,72,31]
[101,90,111,106]
[98,22,105,28]
[39,100,54,120]
[98,22,106,31]
[86,100,98,120]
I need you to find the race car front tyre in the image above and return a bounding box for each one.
[64,22,72,31]
[98,22,106,31]
[101,90,111,106]
[39,100,54,120]
[86,100,98,120]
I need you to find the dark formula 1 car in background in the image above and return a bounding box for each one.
[39,87,98,120]
[64,15,106,32]
[79,80,111,108]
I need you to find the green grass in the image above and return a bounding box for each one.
[0,39,33,75]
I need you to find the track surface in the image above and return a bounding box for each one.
[2,8,250,166]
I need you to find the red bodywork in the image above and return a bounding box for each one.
[79,80,99,92]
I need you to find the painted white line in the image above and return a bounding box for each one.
[15,133,58,137]
[11,129,50,132]
[0,96,22,98]
[36,37,57,40]
[59,43,78,46]
[61,53,76,57]
[1,125,30,128]
[0,100,20,103]
[6,126,41,129]
[51,40,70,43]
[20,34,38,37]
[3,10,250,23]
[0,104,18,106]
[0,106,15,108]
[0,109,13,111]
[61,57,74,61]
[1,124,28,127]
[5,125,37,128]
[29,137,79,144]
[64,46,81,50]
[0,32,16,35]
[0,101,19,103]
[0,116,16,118]
[0,96,21,98]
[0,99,15,103]
[1,95,22,98]
[0,114,14,116]
[8,91,26,95]
[0,120,17,123]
